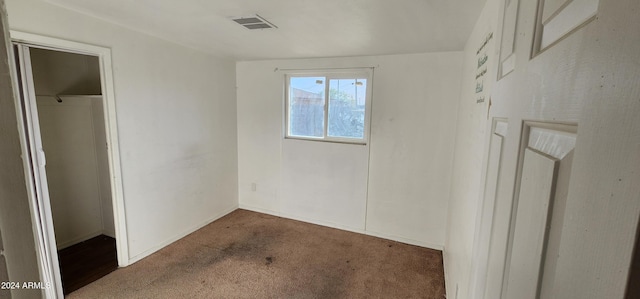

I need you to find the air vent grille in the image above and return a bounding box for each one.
[232,15,277,30]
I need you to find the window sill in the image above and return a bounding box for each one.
[284,136,367,146]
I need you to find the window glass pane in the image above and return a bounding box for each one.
[289,77,325,138]
[327,78,367,139]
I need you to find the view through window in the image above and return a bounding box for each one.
[286,70,371,143]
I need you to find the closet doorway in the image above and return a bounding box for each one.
[12,32,128,297]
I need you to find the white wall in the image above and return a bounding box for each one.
[6,0,238,263]
[280,139,370,231]
[33,96,116,247]
[37,96,107,249]
[444,0,500,297]
[237,52,462,248]
[30,48,101,95]
[446,0,640,298]
[91,97,115,237]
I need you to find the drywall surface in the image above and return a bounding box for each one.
[237,52,462,248]
[37,96,105,249]
[30,48,101,95]
[6,0,238,262]
[91,97,115,237]
[280,139,369,231]
[34,96,114,247]
[0,1,41,297]
[443,0,500,297]
[447,0,640,298]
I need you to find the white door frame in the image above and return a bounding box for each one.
[10,31,129,294]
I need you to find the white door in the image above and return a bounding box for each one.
[14,44,64,299]
[474,0,640,297]
[469,119,508,298]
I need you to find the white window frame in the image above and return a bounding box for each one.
[284,68,373,145]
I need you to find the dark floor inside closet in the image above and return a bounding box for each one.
[58,235,117,295]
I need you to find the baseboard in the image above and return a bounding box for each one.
[239,204,444,251]
[443,248,452,298]
[57,230,104,250]
[240,203,365,233]
[127,204,238,264]
[364,229,444,251]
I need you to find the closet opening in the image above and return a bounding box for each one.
[11,32,128,298]
[32,47,117,294]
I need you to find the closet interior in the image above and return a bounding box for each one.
[29,48,117,294]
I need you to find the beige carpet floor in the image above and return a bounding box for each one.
[68,209,446,298]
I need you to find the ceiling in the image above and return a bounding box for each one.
[45,0,487,61]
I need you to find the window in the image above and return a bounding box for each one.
[285,69,372,144]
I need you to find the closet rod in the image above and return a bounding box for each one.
[36,94,63,102]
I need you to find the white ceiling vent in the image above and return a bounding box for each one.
[232,15,277,30]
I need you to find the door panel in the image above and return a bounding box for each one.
[499,0,519,77]
[534,0,599,51]
[470,119,507,299]
[502,122,576,299]
[542,0,572,23]
[504,149,558,298]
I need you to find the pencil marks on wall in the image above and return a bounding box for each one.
[475,32,493,104]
